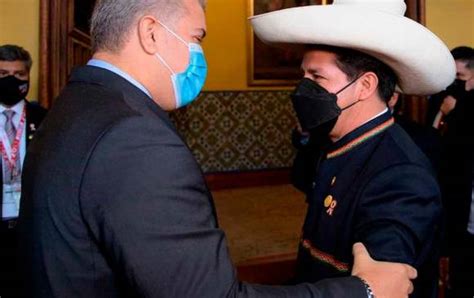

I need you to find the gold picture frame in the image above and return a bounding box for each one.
[247,0,331,86]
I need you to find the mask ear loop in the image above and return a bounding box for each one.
[335,73,364,111]
[155,19,189,46]
[154,18,190,75]
[155,51,176,75]
[335,74,363,95]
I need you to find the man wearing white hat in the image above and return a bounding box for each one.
[251,0,455,297]
[19,0,417,297]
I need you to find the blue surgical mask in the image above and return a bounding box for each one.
[155,21,208,108]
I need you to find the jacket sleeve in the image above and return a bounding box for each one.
[354,164,442,267]
[79,116,367,298]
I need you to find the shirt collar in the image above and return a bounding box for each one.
[87,59,152,98]
[0,99,25,115]
[326,109,394,159]
[364,107,388,125]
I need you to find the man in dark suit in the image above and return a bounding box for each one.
[435,48,474,298]
[19,0,416,297]
[0,44,47,298]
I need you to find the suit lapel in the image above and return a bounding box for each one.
[24,102,45,146]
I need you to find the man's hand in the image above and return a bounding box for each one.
[466,78,474,92]
[440,95,457,116]
[351,243,417,298]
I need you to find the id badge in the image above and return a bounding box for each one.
[2,183,21,220]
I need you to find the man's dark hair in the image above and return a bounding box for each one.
[451,46,474,69]
[0,44,33,71]
[309,45,398,102]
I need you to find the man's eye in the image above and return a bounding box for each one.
[14,72,27,78]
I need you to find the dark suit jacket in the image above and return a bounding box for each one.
[439,89,474,252]
[0,101,47,209]
[294,112,442,298]
[0,100,47,297]
[394,115,442,173]
[19,66,367,298]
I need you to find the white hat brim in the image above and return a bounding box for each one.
[250,6,456,95]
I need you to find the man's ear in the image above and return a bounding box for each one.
[357,72,379,101]
[137,16,160,55]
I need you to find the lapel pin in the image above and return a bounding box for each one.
[324,195,338,216]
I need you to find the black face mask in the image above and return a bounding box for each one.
[0,75,29,106]
[446,79,466,99]
[291,77,360,142]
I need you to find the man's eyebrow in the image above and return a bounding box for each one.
[198,28,207,40]
[302,65,323,74]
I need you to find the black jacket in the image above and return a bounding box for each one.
[0,100,47,297]
[0,100,47,207]
[439,89,474,251]
[19,66,367,298]
[294,112,442,298]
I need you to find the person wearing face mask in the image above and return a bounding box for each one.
[0,44,47,297]
[251,0,456,297]
[433,47,474,298]
[429,46,474,130]
[19,1,419,298]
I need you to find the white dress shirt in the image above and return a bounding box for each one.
[0,100,27,170]
[1,100,26,220]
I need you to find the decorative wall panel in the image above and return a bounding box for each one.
[170,91,298,173]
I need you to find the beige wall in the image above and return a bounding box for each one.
[203,0,474,91]
[426,0,474,49]
[0,0,473,97]
[0,0,40,101]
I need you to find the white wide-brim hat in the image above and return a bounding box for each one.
[250,0,456,95]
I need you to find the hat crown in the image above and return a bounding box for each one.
[333,0,407,15]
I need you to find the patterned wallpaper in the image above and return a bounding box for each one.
[170,91,298,174]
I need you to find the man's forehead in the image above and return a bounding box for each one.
[455,60,470,71]
[179,0,207,38]
[0,60,28,72]
[186,0,206,25]
[302,50,338,69]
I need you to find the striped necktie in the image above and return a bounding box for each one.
[3,110,22,183]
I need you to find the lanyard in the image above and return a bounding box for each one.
[0,106,26,172]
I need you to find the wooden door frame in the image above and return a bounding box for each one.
[39,0,68,108]
[405,0,428,124]
[39,0,91,108]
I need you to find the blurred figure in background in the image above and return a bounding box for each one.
[387,92,441,172]
[0,44,47,298]
[435,46,474,298]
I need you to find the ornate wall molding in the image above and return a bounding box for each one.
[171,90,298,174]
